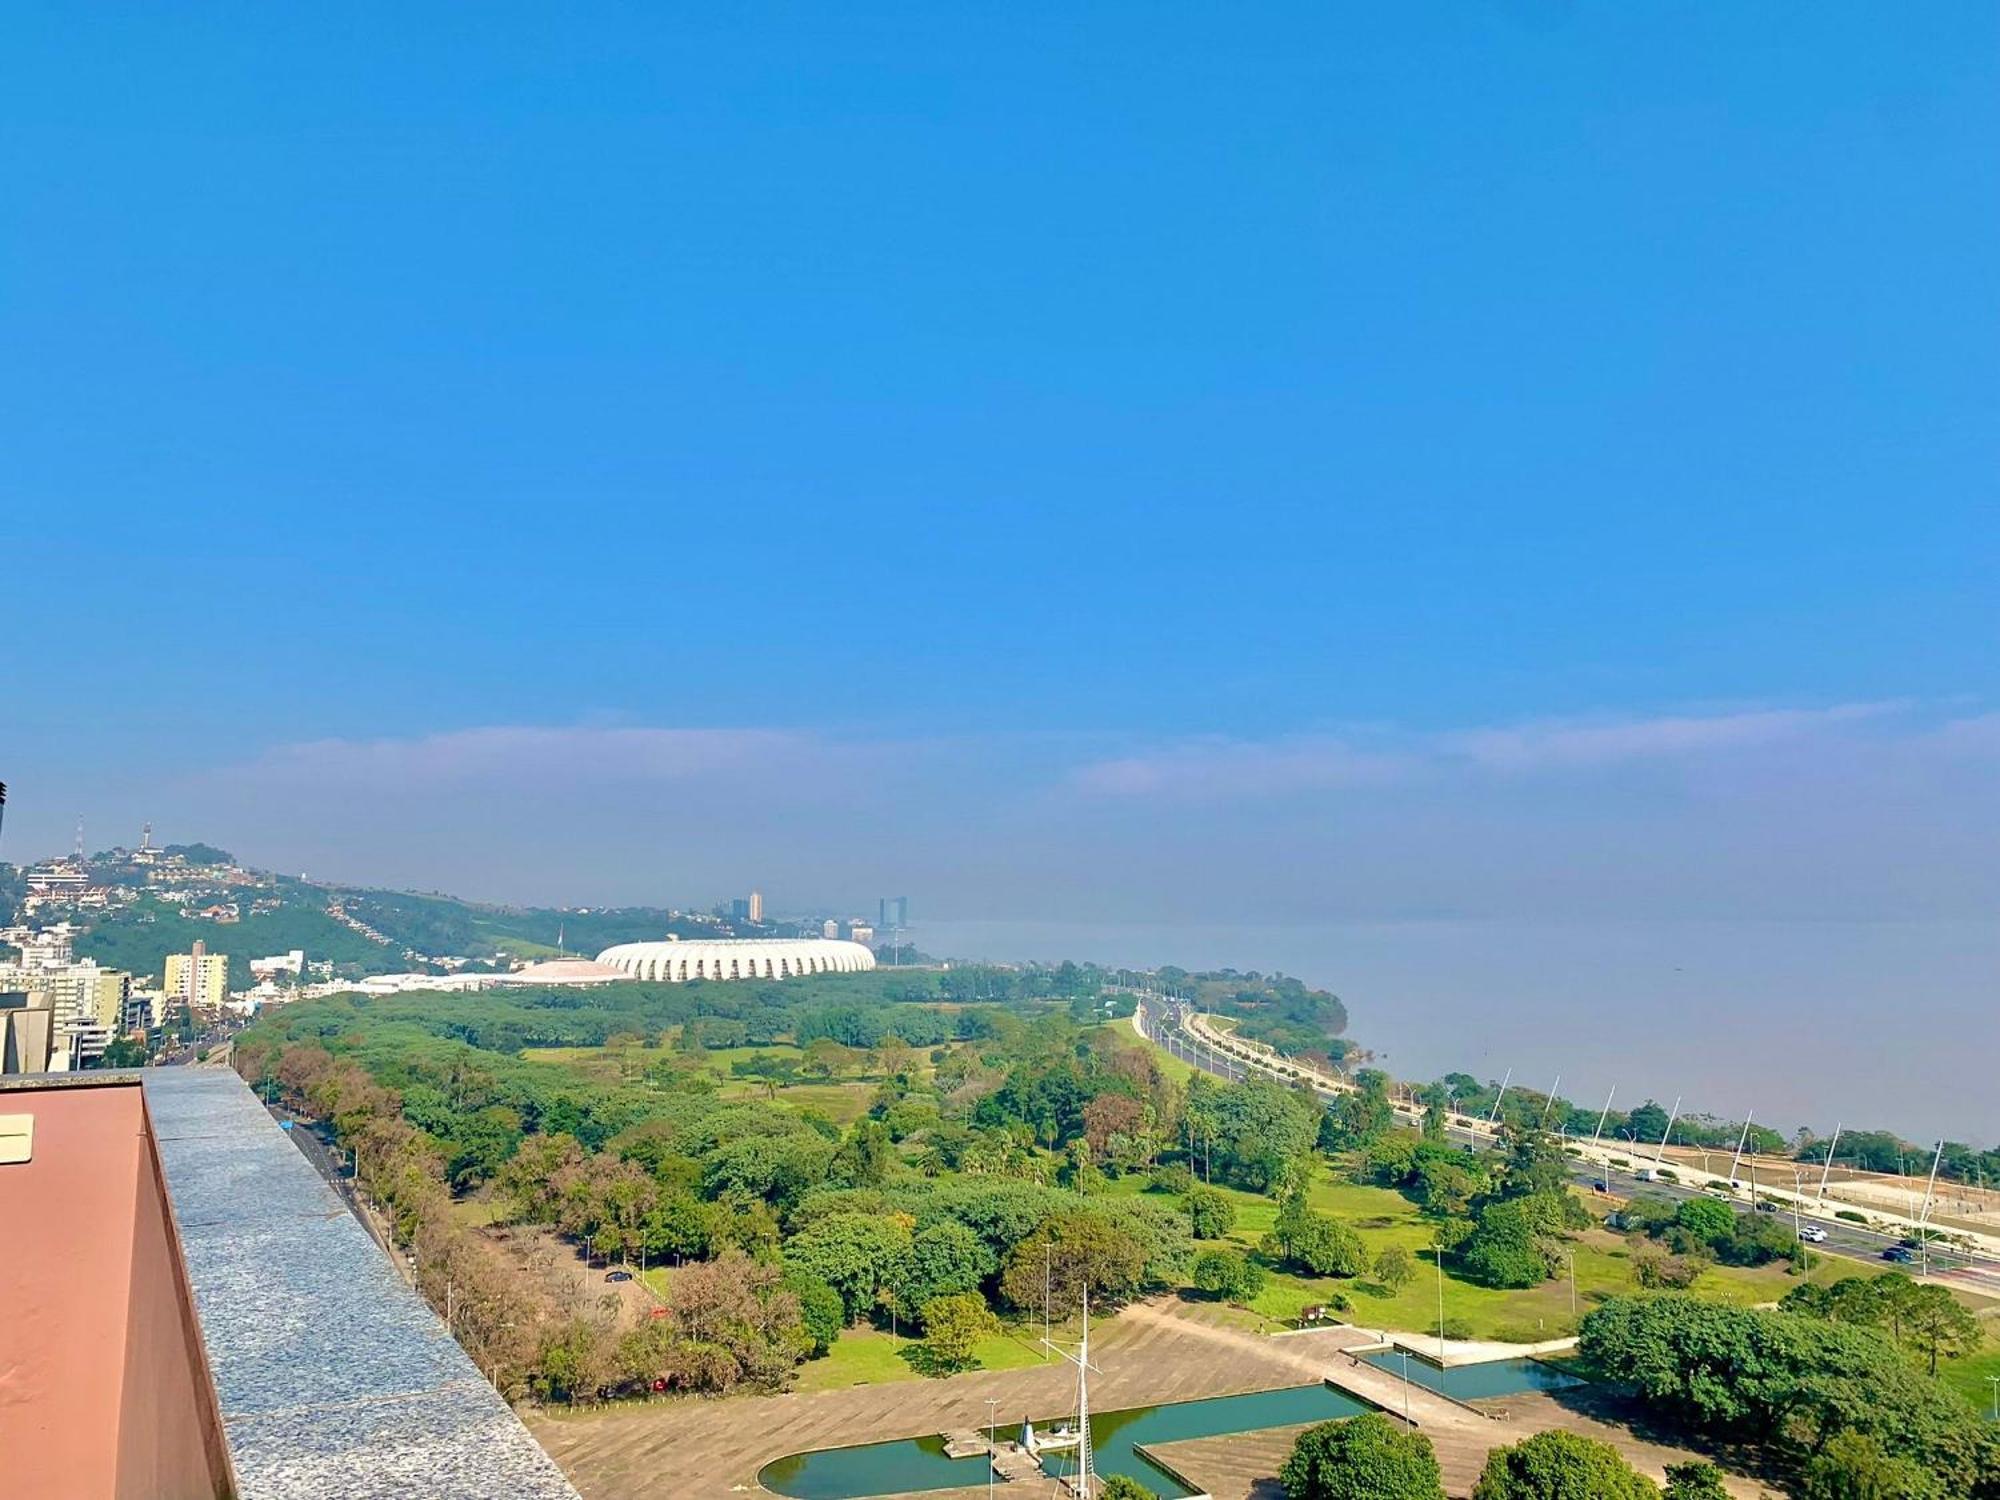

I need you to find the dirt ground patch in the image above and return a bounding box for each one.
[480,1222,661,1330]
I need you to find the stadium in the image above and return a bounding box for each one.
[595,937,875,983]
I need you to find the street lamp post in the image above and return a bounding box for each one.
[1435,1244,1445,1353]
[1398,1350,1412,1424]
[986,1397,1000,1500]
[1043,1242,1052,1359]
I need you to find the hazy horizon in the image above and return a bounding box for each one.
[924,916,1999,1148]
[3,9,1993,1149]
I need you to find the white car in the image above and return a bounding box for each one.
[1799,1225,1829,1243]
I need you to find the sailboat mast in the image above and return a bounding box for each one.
[1074,1288,1094,1497]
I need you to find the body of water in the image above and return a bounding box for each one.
[1359,1352,1581,1402]
[759,1382,1371,1499]
[917,918,2000,1144]
[760,1356,1588,1500]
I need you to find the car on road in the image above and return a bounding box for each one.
[606,1270,633,1282]
[1799,1225,1828,1243]
[1882,1246,1914,1263]
[1591,1179,1610,1193]
[1755,1200,1778,1213]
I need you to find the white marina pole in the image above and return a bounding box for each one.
[1727,1111,1754,1186]
[1816,1124,1842,1205]
[1917,1139,1945,1277]
[1653,1096,1682,1165]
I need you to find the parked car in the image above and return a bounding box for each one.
[606,1270,634,1282]
[1799,1225,1828,1243]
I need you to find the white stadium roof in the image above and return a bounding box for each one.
[595,938,876,983]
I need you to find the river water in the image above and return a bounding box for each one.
[918,918,2000,1145]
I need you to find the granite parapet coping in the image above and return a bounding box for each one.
[140,1069,582,1499]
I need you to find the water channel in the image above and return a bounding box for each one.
[759,1358,1575,1499]
[1358,1351,1581,1402]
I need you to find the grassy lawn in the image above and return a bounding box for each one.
[448,1191,508,1228]
[790,1324,1049,1393]
[1102,1163,1878,1344]
[518,1039,808,1075]
[1938,1344,2000,1417]
[715,1079,875,1123]
[493,936,565,959]
[515,1037,898,1123]
[1150,1046,1200,1086]
[695,1042,809,1072]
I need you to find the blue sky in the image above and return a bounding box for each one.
[3,4,1996,922]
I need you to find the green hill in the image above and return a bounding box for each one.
[74,896,395,989]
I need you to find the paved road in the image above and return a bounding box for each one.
[266,1101,402,1261]
[1134,1000,1996,1289]
[153,1023,239,1067]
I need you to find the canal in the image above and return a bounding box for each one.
[759,1382,1373,1499]
[760,1355,1585,1499]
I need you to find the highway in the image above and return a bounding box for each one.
[1133,998,1999,1293]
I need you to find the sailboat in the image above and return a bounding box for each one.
[1036,1286,1099,1497]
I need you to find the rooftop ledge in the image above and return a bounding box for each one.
[0,1068,580,1500]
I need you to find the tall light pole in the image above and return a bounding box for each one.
[1917,1139,1945,1278]
[1435,1238,1446,1354]
[1988,1374,1999,1422]
[1398,1349,1412,1423]
[1727,1112,1755,1187]
[1539,1074,1560,1130]
[986,1396,1000,1500]
[1592,1086,1616,1145]
[1043,1241,1052,1358]
[1653,1096,1682,1165]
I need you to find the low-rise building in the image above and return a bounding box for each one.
[0,927,133,1067]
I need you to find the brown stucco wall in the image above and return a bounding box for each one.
[116,1102,234,1499]
[0,1080,230,1500]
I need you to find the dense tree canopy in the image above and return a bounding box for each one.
[1579,1295,1998,1498]
[1470,1431,1659,1499]
[1279,1414,1445,1500]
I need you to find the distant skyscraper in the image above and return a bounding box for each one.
[894,896,908,928]
[728,898,750,921]
[822,919,839,939]
[748,890,763,923]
